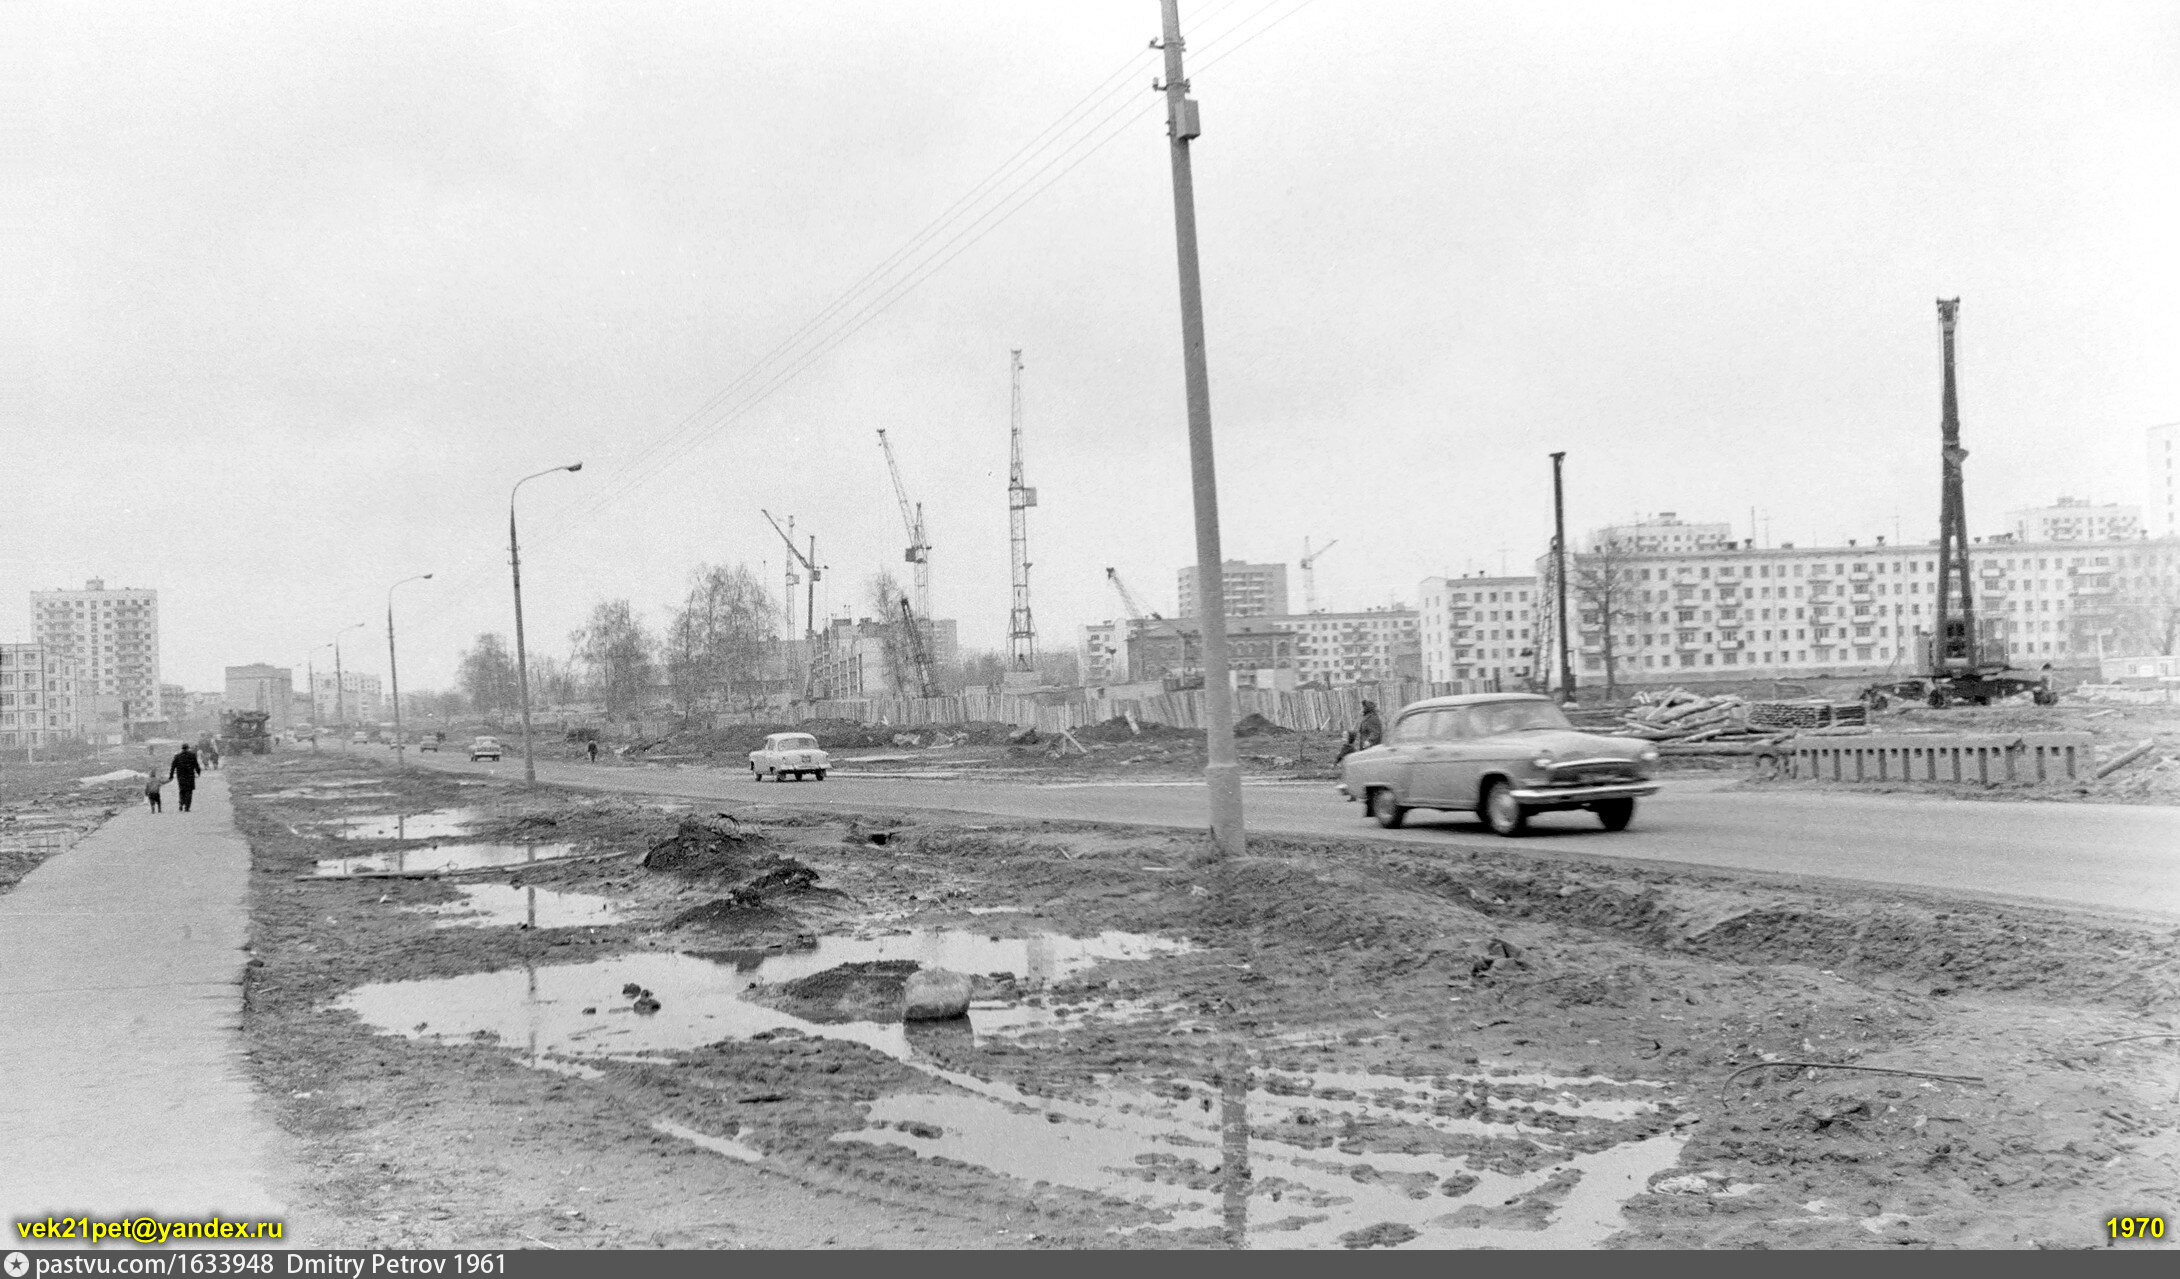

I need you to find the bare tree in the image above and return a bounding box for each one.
[456,633,518,722]
[1571,538,1639,701]
[663,564,777,720]
[863,569,911,694]
[572,599,655,722]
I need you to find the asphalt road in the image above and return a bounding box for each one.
[397,749,2180,921]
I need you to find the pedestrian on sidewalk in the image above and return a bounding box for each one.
[144,769,165,812]
[587,739,599,764]
[168,742,202,813]
[201,738,222,771]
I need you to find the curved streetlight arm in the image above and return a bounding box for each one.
[387,575,433,769]
[509,463,583,787]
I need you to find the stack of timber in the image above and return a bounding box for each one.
[1612,689,1872,754]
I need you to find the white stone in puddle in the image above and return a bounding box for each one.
[334,928,1192,1063]
[413,883,622,929]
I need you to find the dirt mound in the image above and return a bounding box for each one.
[758,960,920,1023]
[666,897,797,932]
[640,817,771,877]
[1234,713,1293,737]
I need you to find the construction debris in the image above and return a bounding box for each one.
[1609,689,1867,749]
[2091,737,2160,780]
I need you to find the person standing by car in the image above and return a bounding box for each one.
[168,742,202,813]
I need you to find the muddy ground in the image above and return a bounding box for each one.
[0,755,147,896]
[233,753,2180,1250]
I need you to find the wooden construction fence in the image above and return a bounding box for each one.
[741,680,1496,736]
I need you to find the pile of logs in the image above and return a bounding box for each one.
[1617,690,1780,746]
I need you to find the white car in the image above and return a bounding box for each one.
[750,732,829,782]
[470,735,504,762]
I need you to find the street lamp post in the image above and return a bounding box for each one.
[510,463,583,786]
[331,622,365,744]
[387,575,433,770]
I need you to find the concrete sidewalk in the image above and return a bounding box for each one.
[0,771,285,1225]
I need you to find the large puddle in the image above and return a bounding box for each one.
[335,929,1192,1059]
[313,842,583,877]
[333,927,1675,1247]
[412,883,624,929]
[837,1067,1683,1249]
[316,808,491,840]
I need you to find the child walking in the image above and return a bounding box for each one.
[145,769,165,813]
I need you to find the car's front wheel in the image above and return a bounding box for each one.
[1482,780,1528,837]
[814,769,828,781]
[1368,787,1406,829]
[1593,797,1635,831]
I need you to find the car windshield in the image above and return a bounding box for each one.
[1470,701,1572,736]
[776,735,816,750]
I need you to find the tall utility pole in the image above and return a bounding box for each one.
[511,462,583,786]
[1158,0,1243,859]
[782,515,798,636]
[1005,349,1039,676]
[386,575,431,770]
[1551,451,1575,703]
[1933,297,1977,673]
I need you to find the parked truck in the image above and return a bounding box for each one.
[219,709,273,755]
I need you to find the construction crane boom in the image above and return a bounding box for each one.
[898,596,940,699]
[1104,567,1155,622]
[1299,536,1339,614]
[760,509,821,640]
[876,429,932,625]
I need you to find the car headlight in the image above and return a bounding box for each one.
[1638,746,1660,763]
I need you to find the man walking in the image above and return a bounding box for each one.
[168,742,202,813]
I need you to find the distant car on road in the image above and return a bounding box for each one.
[351,730,369,744]
[469,735,504,762]
[750,732,829,782]
[1338,693,1659,835]
[419,732,443,752]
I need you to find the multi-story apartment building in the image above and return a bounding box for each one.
[1417,576,1539,685]
[159,683,187,725]
[2006,497,2140,544]
[1080,621,1127,685]
[312,671,384,726]
[1177,560,1288,619]
[29,580,160,725]
[0,645,79,747]
[225,664,297,731]
[806,617,962,700]
[1125,618,1298,691]
[2145,422,2177,537]
[1279,608,1419,685]
[1585,514,1733,555]
[1543,531,2180,685]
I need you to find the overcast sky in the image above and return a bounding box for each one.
[7,0,2176,691]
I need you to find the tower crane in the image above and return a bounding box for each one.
[760,509,821,641]
[1300,536,1338,614]
[875,429,932,624]
[1006,350,1039,675]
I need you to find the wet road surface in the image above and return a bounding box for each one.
[406,751,2180,921]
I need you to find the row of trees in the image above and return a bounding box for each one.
[428,561,1079,726]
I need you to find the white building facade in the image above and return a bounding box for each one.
[312,671,385,725]
[1177,560,1289,619]
[29,580,160,725]
[1547,533,2178,684]
[1277,608,1419,686]
[2006,496,2141,544]
[1417,576,1538,685]
[1585,514,1734,555]
[0,645,79,747]
[2147,423,2178,537]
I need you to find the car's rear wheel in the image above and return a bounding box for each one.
[1368,787,1405,829]
[1482,780,1528,837]
[815,769,828,781]
[1593,798,1636,831]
